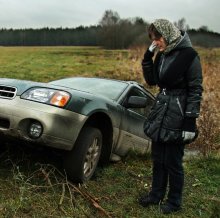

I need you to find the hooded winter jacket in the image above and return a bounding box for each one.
[142,31,203,143]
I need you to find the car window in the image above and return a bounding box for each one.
[125,88,154,117]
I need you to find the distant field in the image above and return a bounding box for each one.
[0,46,133,82]
[1,45,218,87]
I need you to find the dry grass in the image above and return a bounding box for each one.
[192,48,220,155]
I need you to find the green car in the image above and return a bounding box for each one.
[0,77,155,182]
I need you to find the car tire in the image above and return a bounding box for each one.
[63,126,102,183]
[0,139,6,152]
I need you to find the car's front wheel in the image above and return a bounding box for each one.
[63,126,102,183]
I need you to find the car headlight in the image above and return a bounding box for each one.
[21,88,70,107]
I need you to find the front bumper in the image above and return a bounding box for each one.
[0,96,87,150]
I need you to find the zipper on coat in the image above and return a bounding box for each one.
[159,55,165,79]
[176,97,184,117]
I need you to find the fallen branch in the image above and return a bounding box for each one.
[204,196,220,203]
[40,168,52,187]
[58,183,68,215]
[59,183,65,205]
[44,164,112,218]
[69,183,112,218]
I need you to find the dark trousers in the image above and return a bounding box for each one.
[149,141,185,207]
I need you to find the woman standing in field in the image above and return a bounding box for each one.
[139,19,203,214]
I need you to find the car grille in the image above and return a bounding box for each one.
[0,85,17,99]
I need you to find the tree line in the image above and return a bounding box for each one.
[0,26,99,46]
[0,10,220,48]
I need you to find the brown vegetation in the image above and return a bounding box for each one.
[193,49,220,155]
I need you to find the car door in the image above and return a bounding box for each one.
[115,87,155,156]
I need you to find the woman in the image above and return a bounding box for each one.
[139,19,203,214]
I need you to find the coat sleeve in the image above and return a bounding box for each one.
[184,55,203,118]
[141,50,157,86]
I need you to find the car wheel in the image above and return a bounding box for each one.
[63,126,102,183]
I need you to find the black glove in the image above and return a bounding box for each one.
[182,117,197,143]
[143,50,154,63]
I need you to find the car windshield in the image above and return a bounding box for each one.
[50,77,128,100]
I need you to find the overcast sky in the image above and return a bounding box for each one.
[0,0,219,33]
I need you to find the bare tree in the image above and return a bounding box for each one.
[98,10,121,49]
[174,18,189,31]
[99,10,120,27]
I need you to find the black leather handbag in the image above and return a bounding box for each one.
[144,94,169,142]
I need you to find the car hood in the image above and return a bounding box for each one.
[0,78,49,95]
[0,78,114,106]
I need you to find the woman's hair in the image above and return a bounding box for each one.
[148,24,162,40]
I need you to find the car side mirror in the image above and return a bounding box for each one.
[125,96,147,108]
